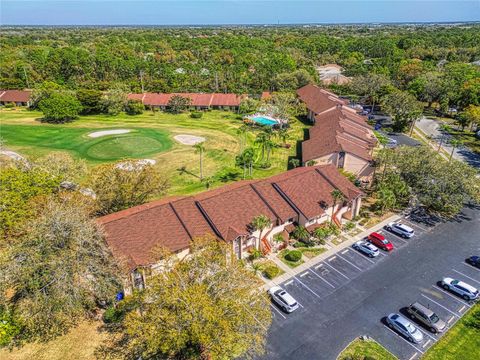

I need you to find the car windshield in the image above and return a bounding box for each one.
[406,323,416,333]
[430,314,440,323]
[451,280,459,285]
[382,240,389,244]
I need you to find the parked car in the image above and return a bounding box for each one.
[367,232,393,251]
[440,277,479,301]
[352,240,379,258]
[466,256,480,269]
[386,313,424,343]
[407,302,446,333]
[386,137,398,148]
[385,222,415,238]
[268,286,299,313]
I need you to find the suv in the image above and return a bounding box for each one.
[268,286,299,313]
[367,232,393,251]
[407,302,446,333]
[441,277,479,301]
[386,313,424,343]
[385,222,415,238]
[352,240,379,258]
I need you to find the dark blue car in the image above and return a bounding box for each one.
[467,256,480,269]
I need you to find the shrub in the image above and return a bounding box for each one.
[0,308,21,346]
[263,265,280,279]
[190,111,204,119]
[125,99,144,115]
[249,248,262,260]
[285,250,302,262]
[344,221,356,232]
[103,305,124,324]
[4,102,15,108]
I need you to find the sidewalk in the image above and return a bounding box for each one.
[261,213,402,290]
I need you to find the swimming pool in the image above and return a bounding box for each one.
[250,116,278,126]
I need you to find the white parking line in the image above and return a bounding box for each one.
[434,285,473,307]
[447,315,455,324]
[452,269,480,285]
[347,249,376,264]
[293,276,322,299]
[386,231,408,243]
[408,352,419,360]
[315,264,323,270]
[403,219,429,232]
[459,305,466,313]
[337,254,364,271]
[461,262,480,272]
[420,294,460,316]
[422,339,432,348]
[324,262,350,280]
[341,249,349,254]
[300,271,309,277]
[284,280,294,286]
[383,325,424,354]
[270,304,286,319]
[416,326,436,341]
[328,256,337,261]
[310,268,336,288]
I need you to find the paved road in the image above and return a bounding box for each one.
[416,117,480,168]
[261,206,480,360]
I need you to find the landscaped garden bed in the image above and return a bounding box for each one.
[254,260,284,280]
[278,249,304,268]
[338,337,397,360]
[296,247,327,259]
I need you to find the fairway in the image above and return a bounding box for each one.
[0,123,172,162]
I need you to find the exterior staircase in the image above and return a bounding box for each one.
[261,237,272,255]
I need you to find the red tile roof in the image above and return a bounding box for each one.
[296,84,347,115]
[127,92,243,107]
[302,107,377,163]
[0,90,31,103]
[99,165,362,269]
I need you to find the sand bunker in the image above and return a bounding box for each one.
[88,129,131,138]
[115,159,156,171]
[174,134,206,146]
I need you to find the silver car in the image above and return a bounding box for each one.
[268,286,299,313]
[385,222,415,238]
[352,240,379,258]
[441,277,479,301]
[386,313,424,343]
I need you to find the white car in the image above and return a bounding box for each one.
[268,286,299,313]
[352,240,379,258]
[441,277,479,301]
[385,222,415,238]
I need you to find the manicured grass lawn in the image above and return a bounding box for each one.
[423,303,480,360]
[297,247,327,259]
[0,108,308,196]
[0,321,106,360]
[278,249,304,268]
[448,128,480,155]
[338,338,397,360]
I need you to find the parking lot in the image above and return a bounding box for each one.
[263,206,480,360]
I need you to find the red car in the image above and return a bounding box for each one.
[367,232,393,251]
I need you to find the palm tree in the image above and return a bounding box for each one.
[251,214,272,247]
[193,142,205,180]
[236,124,249,151]
[277,128,289,146]
[254,132,268,162]
[437,124,451,153]
[292,226,310,243]
[330,189,345,224]
[289,158,300,169]
[449,139,462,161]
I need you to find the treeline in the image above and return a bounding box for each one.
[1,25,479,96]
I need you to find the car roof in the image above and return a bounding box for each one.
[457,281,478,293]
[394,314,412,327]
[370,232,385,240]
[279,291,297,306]
[410,302,435,316]
[365,243,377,250]
[396,223,414,232]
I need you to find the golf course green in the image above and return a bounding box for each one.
[0,124,172,162]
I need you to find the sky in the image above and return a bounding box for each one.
[1,1,479,26]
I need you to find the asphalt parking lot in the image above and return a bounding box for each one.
[262,206,480,360]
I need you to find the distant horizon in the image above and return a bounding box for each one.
[2,1,479,26]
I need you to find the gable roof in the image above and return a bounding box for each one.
[296,84,347,115]
[0,90,31,103]
[302,107,377,163]
[127,92,243,107]
[99,165,362,270]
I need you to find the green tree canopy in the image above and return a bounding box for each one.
[38,92,82,123]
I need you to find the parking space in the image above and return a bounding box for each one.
[374,257,480,360]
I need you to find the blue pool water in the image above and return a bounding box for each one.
[250,116,278,126]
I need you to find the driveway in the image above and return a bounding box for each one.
[416,117,480,168]
[261,206,480,360]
